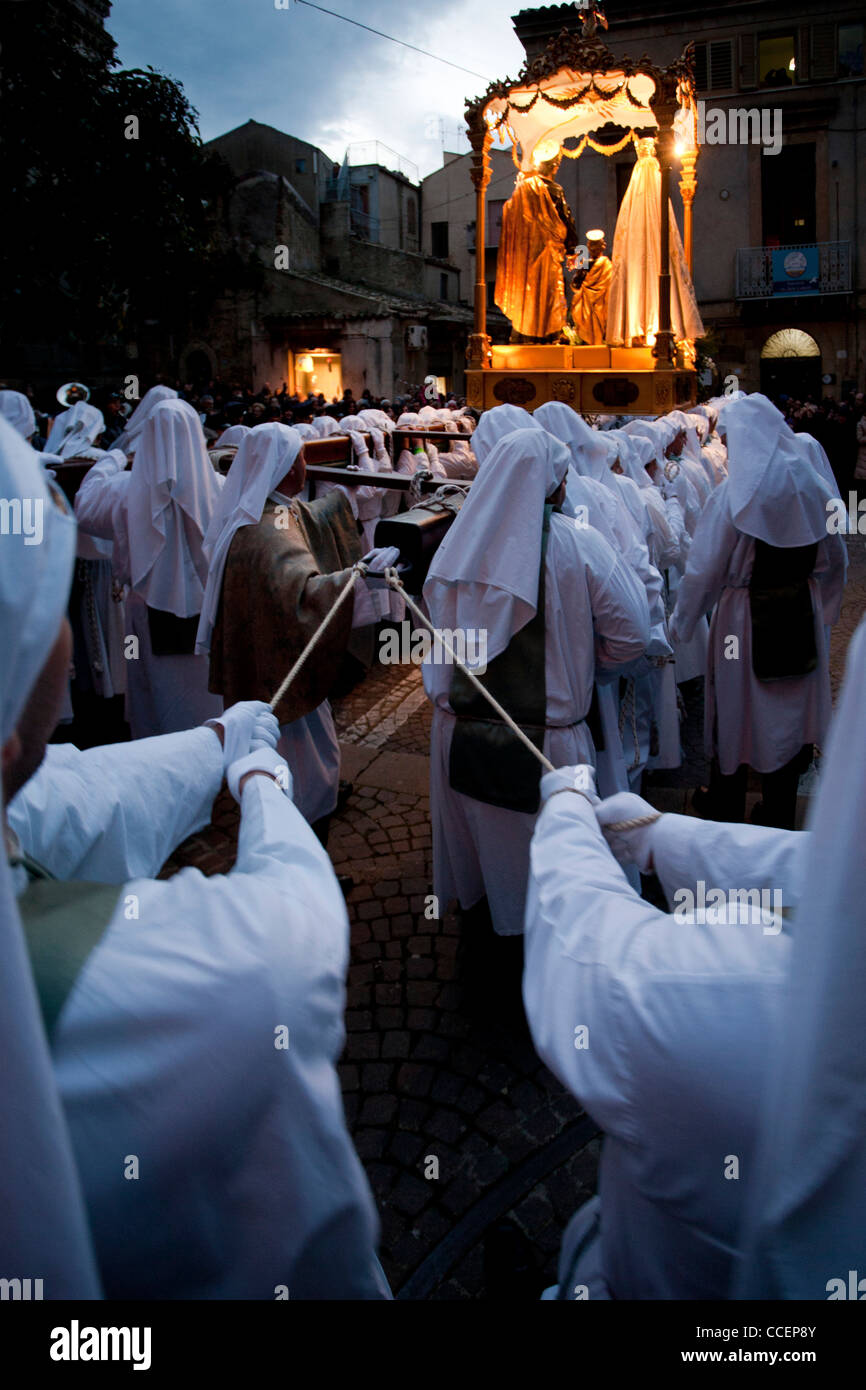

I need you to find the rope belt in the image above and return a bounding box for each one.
[268,564,661,832]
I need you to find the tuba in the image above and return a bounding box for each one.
[56,381,90,408]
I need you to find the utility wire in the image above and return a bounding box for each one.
[294,0,492,82]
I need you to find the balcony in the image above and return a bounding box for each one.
[735,241,852,300]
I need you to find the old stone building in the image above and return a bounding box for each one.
[191,121,473,399]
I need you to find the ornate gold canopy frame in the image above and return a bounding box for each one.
[464,13,700,416]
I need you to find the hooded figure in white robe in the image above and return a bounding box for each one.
[214,424,250,448]
[526,610,866,1299]
[736,615,866,1298]
[620,417,709,686]
[74,398,224,737]
[0,418,102,1298]
[423,428,650,936]
[4,451,388,1298]
[0,389,37,441]
[110,384,178,458]
[523,758,802,1298]
[534,402,673,798]
[311,415,342,438]
[196,423,389,825]
[670,394,847,780]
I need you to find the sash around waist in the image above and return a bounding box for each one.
[438,703,590,732]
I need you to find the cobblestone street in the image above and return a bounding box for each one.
[161,532,866,1298]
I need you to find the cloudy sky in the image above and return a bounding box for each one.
[108,0,535,176]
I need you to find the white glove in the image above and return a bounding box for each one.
[361,545,400,574]
[540,764,599,806]
[595,792,661,871]
[368,426,385,455]
[227,748,292,803]
[206,700,279,770]
[349,433,369,461]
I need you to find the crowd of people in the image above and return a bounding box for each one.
[781,387,866,493]
[12,378,470,453]
[0,375,863,1303]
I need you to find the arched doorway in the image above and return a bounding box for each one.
[760,329,822,402]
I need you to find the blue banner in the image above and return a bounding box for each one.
[771,247,820,297]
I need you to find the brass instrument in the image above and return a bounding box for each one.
[55,382,91,408]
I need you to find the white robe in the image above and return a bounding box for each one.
[525,787,804,1298]
[671,482,846,774]
[9,730,389,1300]
[76,455,221,737]
[425,516,650,936]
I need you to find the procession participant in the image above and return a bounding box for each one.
[423,428,650,938]
[45,401,105,459]
[214,423,250,448]
[311,414,342,438]
[534,402,672,800]
[3,464,389,1298]
[670,394,847,828]
[0,388,37,441]
[737,617,866,1299]
[110,383,178,458]
[523,759,805,1299]
[0,418,101,1299]
[571,230,613,346]
[196,423,396,830]
[74,398,223,738]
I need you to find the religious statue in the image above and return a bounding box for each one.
[494,140,578,342]
[605,136,704,355]
[571,230,613,345]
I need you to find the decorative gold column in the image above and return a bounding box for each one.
[679,148,698,275]
[652,99,677,370]
[466,112,492,369]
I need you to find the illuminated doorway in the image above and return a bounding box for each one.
[759,328,822,400]
[293,350,342,400]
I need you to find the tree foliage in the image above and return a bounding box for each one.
[1,3,248,352]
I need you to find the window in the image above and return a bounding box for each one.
[759,35,796,88]
[487,199,505,248]
[839,23,864,78]
[439,272,449,301]
[762,143,816,245]
[295,158,306,174]
[431,221,449,258]
[694,39,734,91]
[407,198,417,237]
[466,220,476,252]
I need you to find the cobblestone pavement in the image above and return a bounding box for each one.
[161,532,866,1298]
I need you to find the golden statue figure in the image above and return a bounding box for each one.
[571,230,613,345]
[494,142,578,341]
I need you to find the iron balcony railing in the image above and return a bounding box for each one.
[735,241,852,299]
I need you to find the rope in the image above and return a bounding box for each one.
[268,562,367,712]
[382,568,556,774]
[267,564,666,834]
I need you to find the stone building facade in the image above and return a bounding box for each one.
[190,121,473,399]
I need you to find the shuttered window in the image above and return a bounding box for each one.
[811,23,838,81]
[694,39,735,91]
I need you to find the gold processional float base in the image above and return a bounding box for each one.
[466,344,697,417]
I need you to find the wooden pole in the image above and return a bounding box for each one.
[466,113,492,370]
